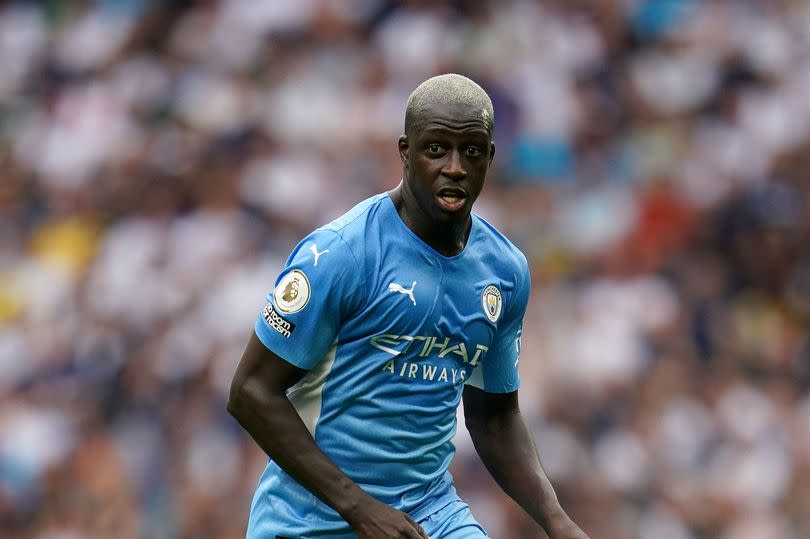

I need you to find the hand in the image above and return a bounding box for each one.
[344,498,430,539]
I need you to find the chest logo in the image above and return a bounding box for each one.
[482,284,502,323]
[388,281,417,306]
[274,269,311,313]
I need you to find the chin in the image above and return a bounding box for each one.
[432,207,470,223]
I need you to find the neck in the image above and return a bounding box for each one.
[389,182,471,257]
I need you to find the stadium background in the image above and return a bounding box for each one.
[2,1,810,538]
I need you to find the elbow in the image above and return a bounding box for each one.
[227,376,281,424]
[227,380,251,422]
[226,391,240,420]
[226,391,239,417]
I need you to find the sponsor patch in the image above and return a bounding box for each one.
[273,269,310,313]
[262,303,296,337]
[482,284,502,323]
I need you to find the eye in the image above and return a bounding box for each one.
[426,143,444,155]
[464,146,483,157]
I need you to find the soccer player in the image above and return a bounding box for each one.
[228,74,589,539]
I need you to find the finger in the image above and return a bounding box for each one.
[404,513,431,539]
[405,526,429,539]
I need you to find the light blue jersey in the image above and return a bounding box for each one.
[249,193,530,538]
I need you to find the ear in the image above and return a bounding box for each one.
[488,141,496,166]
[398,135,409,167]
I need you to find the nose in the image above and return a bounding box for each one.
[442,150,466,179]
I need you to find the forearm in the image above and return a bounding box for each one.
[228,380,370,521]
[467,409,570,534]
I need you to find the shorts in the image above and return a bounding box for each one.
[270,499,488,539]
[420,499,489,539]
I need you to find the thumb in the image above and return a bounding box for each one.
[404,513,430,539]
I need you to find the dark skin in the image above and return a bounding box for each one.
[228,100,588,538]
[391,101,494,257]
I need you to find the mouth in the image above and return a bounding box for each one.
[435,187,468,212]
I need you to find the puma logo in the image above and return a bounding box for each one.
[388,281,416,306]
[310,243,329,266]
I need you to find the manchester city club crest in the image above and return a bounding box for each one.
[481,284,502,323]
[274,269,311,313]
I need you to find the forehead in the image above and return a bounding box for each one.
[411,101,491,137]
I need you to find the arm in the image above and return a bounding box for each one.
[463,385,589,539]
[228,333,428,539]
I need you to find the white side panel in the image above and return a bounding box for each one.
[285,340,338,436]
[465,364,485,390]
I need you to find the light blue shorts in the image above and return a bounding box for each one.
[419,500,488,539]
[265,499,488,538]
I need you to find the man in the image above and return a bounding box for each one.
[228,74,589,539]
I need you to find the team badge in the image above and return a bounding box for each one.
[274,269,311,313]
[481,284,502,323]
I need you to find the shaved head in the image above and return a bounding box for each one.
[405,74,494,135]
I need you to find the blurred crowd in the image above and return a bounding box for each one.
[1,0,810,538]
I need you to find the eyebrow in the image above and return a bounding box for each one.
[419,124,490,138]
[421,119,488,129]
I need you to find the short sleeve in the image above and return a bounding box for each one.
[466,258,530,393]
[254,228,364,370]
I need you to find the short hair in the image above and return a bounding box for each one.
[405,74,495,135]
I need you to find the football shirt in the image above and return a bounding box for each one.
[249,193,529,537]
